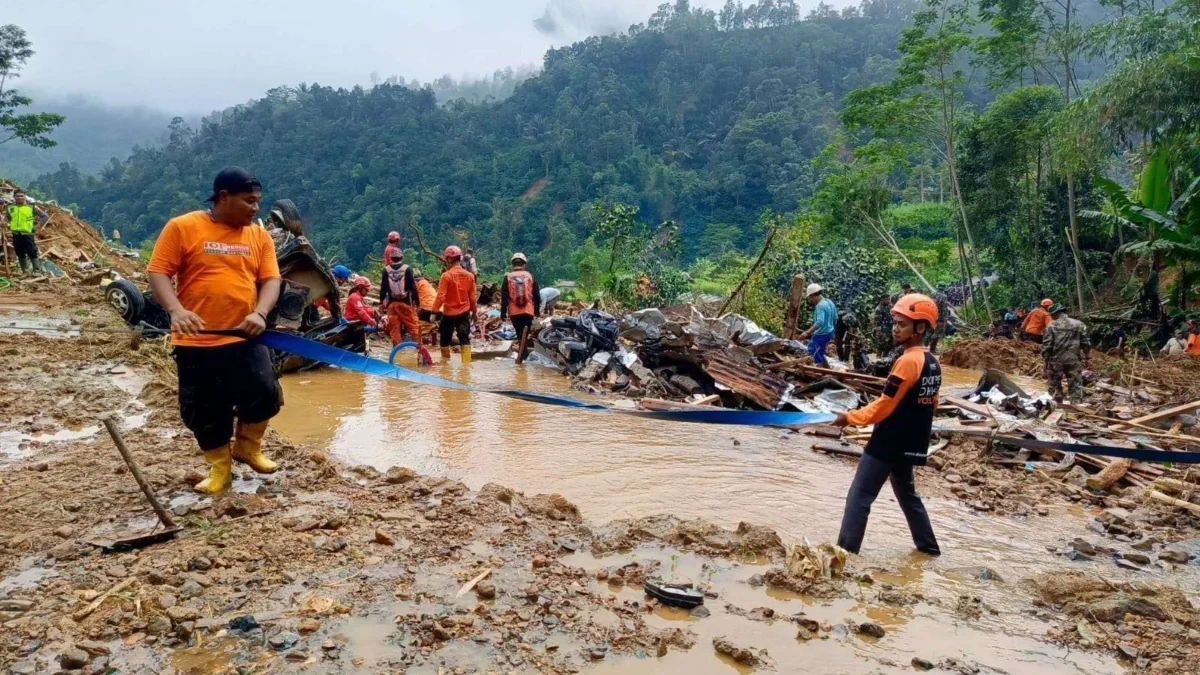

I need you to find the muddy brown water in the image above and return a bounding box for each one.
[269,351,1182,673]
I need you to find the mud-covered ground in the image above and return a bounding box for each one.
[2,282,1198,675]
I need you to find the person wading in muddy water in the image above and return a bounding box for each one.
[500,252,540,350]
[833,293,942,557]
[147,167,283,495]
[433,245,478,364]
[380,252,419,346]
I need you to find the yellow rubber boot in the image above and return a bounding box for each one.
[231,420,278,474]
[194,445,233,495]
[461,345,472,365]
[440,347,452,360]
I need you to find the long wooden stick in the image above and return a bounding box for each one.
[1,228,10,277]
[717,226,776,316]
[104,417,176,529]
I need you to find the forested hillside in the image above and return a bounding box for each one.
[27,0,1200,327]
[0,95,172,184]
[32,0,916,277]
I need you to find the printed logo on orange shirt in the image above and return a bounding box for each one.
[203,241,251,256]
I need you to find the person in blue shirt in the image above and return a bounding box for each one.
[799,283,837,366]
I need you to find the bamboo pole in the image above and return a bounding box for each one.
[1145,489,1200,516]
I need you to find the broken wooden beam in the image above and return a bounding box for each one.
[1111,400,1200,431]
[1085,458,1133,491]
[703,352,791,410]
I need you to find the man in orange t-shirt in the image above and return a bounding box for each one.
[1022,299,1053,343]
[433,245,478,363]
[147,167,283,495]
[1188,321,1200,356]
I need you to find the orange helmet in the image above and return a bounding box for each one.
[388,231,400,243]
[891,293,939,326]
[1041,298,1053,308]
[443,245,463,261]
[351,277,371,292]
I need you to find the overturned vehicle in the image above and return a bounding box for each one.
[103,200,366,372]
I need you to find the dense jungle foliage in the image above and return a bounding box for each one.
[21,0,1200,330]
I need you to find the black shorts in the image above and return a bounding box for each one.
[439,312,473,347]
[175,341,282,451]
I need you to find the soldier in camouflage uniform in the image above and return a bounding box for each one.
[1041,303,1090,403]
[873,294,894,356]
[926,283,950,353]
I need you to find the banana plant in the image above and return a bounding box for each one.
[1082,149,1200,265]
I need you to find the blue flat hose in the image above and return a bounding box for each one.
[388,341,421,365]
[259,330,836,428]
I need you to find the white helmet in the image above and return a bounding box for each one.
[511,252,528,264]
[806,283,823,297]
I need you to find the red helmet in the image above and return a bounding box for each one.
[352,277,371,292]
[891,293,939,326]
[443,245,463,261]
[388,231,400,243]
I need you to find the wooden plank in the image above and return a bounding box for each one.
[1145,489,1200,515]
[944,395,994,419]
[1111,400,1200,431]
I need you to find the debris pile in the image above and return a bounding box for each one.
[530,304,874,414]
[943,338,1045,376]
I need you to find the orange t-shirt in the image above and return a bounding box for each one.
[433,265,478,316]
[1022,308,1051,336]
[1188,334,1200,356]
[416,278,437,312]
[147,211,280,348]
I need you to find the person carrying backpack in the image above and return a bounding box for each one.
[501,252,540,347]
[380,251,419,346]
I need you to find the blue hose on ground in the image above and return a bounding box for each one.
[258,330,836,428]
[389,341,435,367]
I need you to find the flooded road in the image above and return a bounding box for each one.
[269,351,1184,674]
[278,354,1087,573]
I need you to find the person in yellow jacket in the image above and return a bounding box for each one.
[3,191,49,275]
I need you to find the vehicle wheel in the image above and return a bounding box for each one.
[105,278,145,325]
[269,199,305,237]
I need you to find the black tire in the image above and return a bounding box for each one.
[269,199,305,237]
[105,278,145,326]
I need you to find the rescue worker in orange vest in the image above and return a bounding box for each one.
[383,231,401,267]
[433,246,478,363]
[501,252,540,345]
[380,252,420,346]
[833,293,943,556]
[1022,298,1053,343]
[415,270,437,323]
[344,277,378,328]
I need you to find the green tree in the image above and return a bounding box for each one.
[0,25,64,148]
[841,0,993,319]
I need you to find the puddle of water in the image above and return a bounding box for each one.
[0,425,101,461]
[271,355,1187,673]
[0,317,80,338]
[0,558,59,593]
[940,364,1042,395]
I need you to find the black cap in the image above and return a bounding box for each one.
[207,167,261,202]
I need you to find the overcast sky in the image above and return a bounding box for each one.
[10,0,790,114]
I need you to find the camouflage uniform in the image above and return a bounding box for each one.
[873,303,894,355]
[925,290,950,351]
[1041,315,1090,403]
